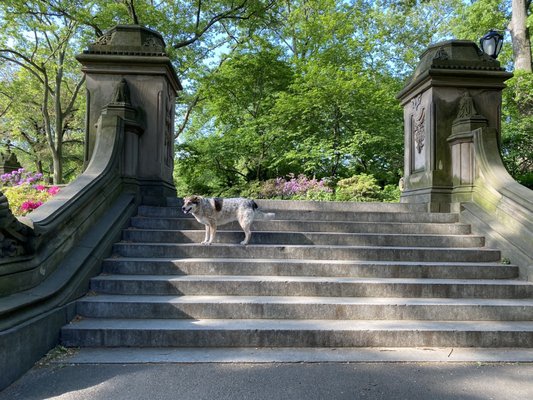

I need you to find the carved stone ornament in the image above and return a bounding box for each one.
[95,32,113,45]
[111,78,132,105]
[165,90,175,166]
[413,107,426,154]
[0,190,33,258]
[143,36,164,50]
[456,91,478,119]
[411,94,422,111]
[411,94,425,154]
[433,47,449,61]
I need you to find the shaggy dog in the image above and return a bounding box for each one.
[181,196,275,245]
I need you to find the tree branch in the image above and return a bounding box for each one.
[125,0,140,24]
[0,51,46,87]
[175,95,203,139]
[62,75,85,120]
[173,0,250,49]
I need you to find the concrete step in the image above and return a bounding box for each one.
[112,243,501,262]
[121,229,484,248]
[130,217,472,235]
[57,346,533,363]
[89,275,533,298]
[122,229,485,247]
[167,198,429,213]
[76,295,533,321]
[101,258,520,279]
[60,318,533,348]
[137,206,459,223]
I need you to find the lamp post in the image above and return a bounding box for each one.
[479,30,504,59]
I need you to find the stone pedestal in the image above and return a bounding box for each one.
[76,25,182,201]
[396,40,512,212]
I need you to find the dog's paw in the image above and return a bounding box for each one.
[240,240,249,245]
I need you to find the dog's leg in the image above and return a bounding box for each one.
[238,212,254,245]
[207,223,217,244]
[201,225,210,245]
[240,226,252,245]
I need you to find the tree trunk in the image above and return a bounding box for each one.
[510,0,532,72]
[52,148,62,184]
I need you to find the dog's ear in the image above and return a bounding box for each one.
[189,195,201,204]
[213,197,223,212]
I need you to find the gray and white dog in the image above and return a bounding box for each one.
[181,196,275,245]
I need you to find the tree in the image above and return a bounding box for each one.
[0,1,86,184]
[509,0,532,71]
[175,1,409,195]
[175,45,294,194]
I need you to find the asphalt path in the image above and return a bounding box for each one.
[1,362,532,400]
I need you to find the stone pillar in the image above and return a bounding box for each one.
[76,25,182,201]
[396,40,512,212]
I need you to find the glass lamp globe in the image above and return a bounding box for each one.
[480,30,504,59]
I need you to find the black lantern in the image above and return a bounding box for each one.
[479,30,504,59]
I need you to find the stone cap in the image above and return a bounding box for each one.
[398,40,512,100]
[77,25,182,92]
[84,25,166,56]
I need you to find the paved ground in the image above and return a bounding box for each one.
[1,348,532,400]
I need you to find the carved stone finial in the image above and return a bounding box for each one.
[456,91,479,119]
[433,47,449,61]
[111,78,132,105]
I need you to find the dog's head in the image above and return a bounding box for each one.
[182,195,202,214]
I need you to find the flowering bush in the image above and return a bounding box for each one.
[1,169,59,216]
[1,168,43,186]
[259,174,333,200]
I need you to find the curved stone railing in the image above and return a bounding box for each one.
[0,106,143,389]
[459,126,533,279]
[0,24,180,390]
[397,39,532,280]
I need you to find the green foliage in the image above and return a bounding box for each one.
[0,0,88,184]
[335,174,382,202]
[380,184,402,202]
[1,0,531,196]
[501,71,533,188]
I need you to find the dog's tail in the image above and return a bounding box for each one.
[255,210,276,220]
[251,201,275,220]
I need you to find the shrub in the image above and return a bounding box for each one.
[1,168,43,186]
[1,169,60,216]
[335,174,381,202]
[379,184,401,202]
[258,174,333,200]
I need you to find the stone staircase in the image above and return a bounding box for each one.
[61,200,533,349]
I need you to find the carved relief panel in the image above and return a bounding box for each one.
[410,93,427,172]
[165,89,175,167]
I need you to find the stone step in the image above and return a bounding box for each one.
[130,217,472,235]
[101,258,519,279]
[89,275,533,298]
[137,206,459,223]
[76,295,533,321]
[121,229,484,248]
[112,243,501,262]
[60,318,533,348]
[167,198,429,213]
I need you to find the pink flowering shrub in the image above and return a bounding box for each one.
[259,174,333,200]
[254,173,400,202]
[1,169,60,216]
